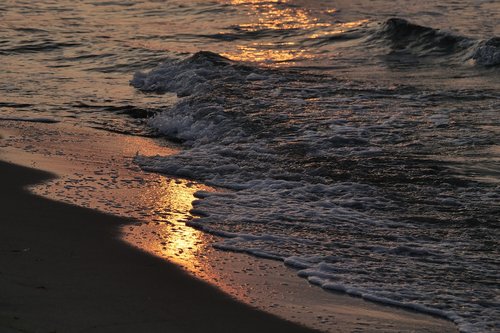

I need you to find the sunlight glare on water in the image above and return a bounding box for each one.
[1,1,499,332]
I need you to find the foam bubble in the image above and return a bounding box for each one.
[132,52,500,332]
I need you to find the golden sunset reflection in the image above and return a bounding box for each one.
[222,44,310,64]
[136,177,215,271]
[121,136,177,157]
[220,0,335,64]
[308,19,370,39]
[5,120,234,294]
[227,0,330,32]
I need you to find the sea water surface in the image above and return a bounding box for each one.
[1,1,499,332]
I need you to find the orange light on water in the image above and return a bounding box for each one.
[137,177,214,270]
[222,44,310,64]
[308,19,369,39]
[228,0,330,32]
[221,0,335,64]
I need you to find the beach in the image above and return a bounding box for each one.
[0,120,458,332]
[0,159,321,333]
[1,0,498,331]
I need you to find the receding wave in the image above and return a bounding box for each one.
[131,51,499,332]
[2,0,499,330]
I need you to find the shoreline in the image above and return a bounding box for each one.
[0,160,318,333]
[0,120,458,332]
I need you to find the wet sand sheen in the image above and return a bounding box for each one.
[0,120,458,332]
[0,160,318,333]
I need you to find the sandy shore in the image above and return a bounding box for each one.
[0,160,319,333]
[0,120,458,332]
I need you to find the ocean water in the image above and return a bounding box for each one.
[1,1,499,332]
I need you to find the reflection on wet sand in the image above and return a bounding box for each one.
[0,120,295,324]
[135,177,214,272]
[0,120,222,281]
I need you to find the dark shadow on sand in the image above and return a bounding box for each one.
[0,161,318,333]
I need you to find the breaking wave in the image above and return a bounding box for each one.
[368,18,500,66]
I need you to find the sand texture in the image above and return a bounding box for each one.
[0,160,318,333]
[0,121,458,333]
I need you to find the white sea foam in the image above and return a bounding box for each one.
[132,52,500,333]
[472,38,500,66]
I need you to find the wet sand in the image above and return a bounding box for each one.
[0,160,319,333]
[0,120,458,332]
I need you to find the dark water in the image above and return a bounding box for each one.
[1,1,499,332]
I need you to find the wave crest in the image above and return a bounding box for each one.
[472,37,500,66]
[370,18,499,66]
